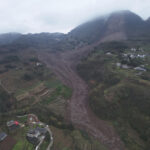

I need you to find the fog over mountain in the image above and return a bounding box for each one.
[0,10,150,48]
[0,0,150,33]
[0,4,150,150]
[69,10,150,44]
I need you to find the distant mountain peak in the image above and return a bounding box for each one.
[69,10,148,43]
[109,10,143,21]
[111,10,134,15]
[147,17,150,23]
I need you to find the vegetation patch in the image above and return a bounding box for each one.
[13,140,34,150]
[41,84,72,105]
[77,42,150,150]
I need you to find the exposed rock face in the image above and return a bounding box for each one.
[69,10,149,43]
[146,17,150,27]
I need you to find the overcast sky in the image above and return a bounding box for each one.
[0,0,150,34]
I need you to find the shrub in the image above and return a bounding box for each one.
[22,73,33,81]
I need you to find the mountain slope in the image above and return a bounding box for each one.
[77,43,150,150]
[69,17,106,43]
[69,10,150,44]
[1,10,149,50]
[0,33,22,45]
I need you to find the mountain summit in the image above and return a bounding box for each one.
[69,10,149,44]
[0,10,150,47]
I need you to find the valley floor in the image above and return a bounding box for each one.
[38,46,125,150]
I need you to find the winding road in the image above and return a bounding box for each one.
[38,45,125,150]
[45,126,53,150]
[35,124,53,150]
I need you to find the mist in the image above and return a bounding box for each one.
[0,0,150,33]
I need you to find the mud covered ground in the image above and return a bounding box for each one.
[38,45,125,150]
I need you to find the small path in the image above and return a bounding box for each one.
[16,114,28,118]
[45,125,53,150]
[35,136,45,150]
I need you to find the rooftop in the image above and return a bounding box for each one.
[0,132,7,141]
[7,120,19,127]
[27,127,47,138]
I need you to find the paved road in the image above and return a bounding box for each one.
[45,125,53,150]
[35,136,45,150]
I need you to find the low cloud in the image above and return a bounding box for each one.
[0,0,149,33]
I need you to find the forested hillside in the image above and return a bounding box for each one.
[77,42,150,150]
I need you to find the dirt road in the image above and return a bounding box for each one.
[38,46,125,150]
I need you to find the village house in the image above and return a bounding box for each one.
[122,52,146,60]
[36,127,47,135]
[131,48,137,52]
[116,62,121,67]
[7,120,20,131]
[137,54,146,58]
[26,129,40,145]
[122,64,130,69]
[106,52,112,56]
[130,54,135,59]
[36,62,42,66]
[122,53,128,57]
[26,127,47,145]
[134,67,146,72]
[116,63,130,69]
[0,132,7,142]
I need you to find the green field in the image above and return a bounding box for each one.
[13,140,34,150]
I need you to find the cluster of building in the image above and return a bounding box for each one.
[116,63,130,69]
[26,114,48,145]
[122,53,146,59]
[116,62,147,72]
[36,62,42,67]
[105,48,148,73]
[115,48,147,72]
[123,48,146,60]
[0,117,47,146]
[7,120,20,131]
[130,48,144,52]
[0,113,51,150]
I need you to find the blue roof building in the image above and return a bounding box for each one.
[0,132,7,142]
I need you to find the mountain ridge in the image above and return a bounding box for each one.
[0,10,150,48]
[69,10,150,44]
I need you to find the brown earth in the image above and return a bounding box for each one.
[38,45,126,150]
[0,136,16,150]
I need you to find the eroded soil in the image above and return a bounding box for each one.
[38,46,125,150]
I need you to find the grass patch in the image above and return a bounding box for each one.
[77,44,150,149]
[41,84,72,105]
[15,81,42,96]
[40,141,49,150]
[13,139,34,150]
[44,79,62,89]
[17,116,27,123]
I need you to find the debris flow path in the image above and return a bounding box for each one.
[38,45,125,150]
